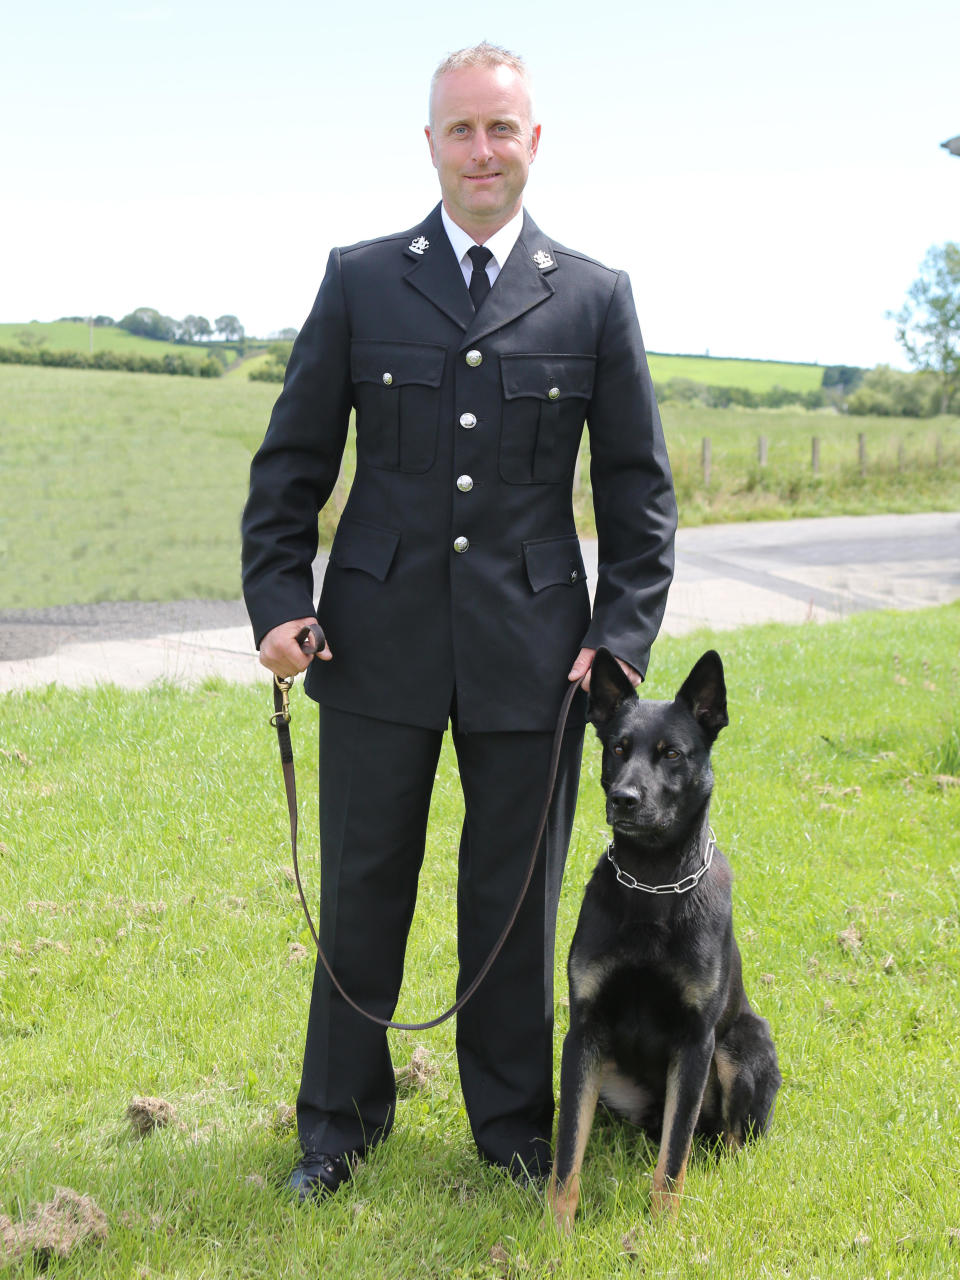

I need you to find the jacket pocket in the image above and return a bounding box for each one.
[522,534,587,593]
[351,340,446,473]
[329,518,401,582]
[500,354,596,484]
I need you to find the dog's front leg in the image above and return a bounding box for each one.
[650,1035,715,1220]
[547,1029,601,1235]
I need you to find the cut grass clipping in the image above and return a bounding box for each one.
[1,605,959,1278]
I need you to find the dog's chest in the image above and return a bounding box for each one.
[569,932,723,1077]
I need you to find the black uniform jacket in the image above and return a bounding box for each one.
[241,204,677,734]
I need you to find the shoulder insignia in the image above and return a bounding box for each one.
[408,235,429,255]
[532,249,554,269]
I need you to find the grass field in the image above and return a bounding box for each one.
[646,354,823,393]
[0,321,221,365]
[2,363,958,610]
[2,606,959,1277]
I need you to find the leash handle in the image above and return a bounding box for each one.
[271,653,583,1032]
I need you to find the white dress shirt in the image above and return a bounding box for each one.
[440,204,525,291]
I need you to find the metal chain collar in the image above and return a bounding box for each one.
[606,828,717,895]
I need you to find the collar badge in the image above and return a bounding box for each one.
[532,249,554,269]
[408,235,429,255]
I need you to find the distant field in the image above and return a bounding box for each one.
[2,363,957,611]
[1,322,826,392]
[647,353,823,392]
[0,320,222,363]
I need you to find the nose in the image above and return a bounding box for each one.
[608,787,640,814]
[472,130,494,164]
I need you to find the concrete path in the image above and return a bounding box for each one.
[1,512,957,693]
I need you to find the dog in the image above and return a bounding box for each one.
[547,648,781,1230]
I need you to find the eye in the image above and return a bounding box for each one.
[612,740,627,756]
[663,748,681,761]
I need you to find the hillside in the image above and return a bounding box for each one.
[0,320,234,367]
[646,352,823,392]
[1,320,831,392]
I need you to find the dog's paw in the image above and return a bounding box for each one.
[546,1177,578,1235]
[649,1177,682,1221]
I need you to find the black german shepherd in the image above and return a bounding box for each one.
[548,649,780,1230]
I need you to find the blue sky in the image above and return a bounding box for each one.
[2,0,957,367]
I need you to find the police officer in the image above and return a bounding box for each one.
[241,41,677,1199]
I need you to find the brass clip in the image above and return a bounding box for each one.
[270,675,294,727]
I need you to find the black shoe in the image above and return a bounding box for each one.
[287,1151,353,1202]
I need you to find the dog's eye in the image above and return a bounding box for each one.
[613,742,626,756]
[663,748,681,760]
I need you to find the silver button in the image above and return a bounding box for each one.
[456,475,473,492]
[547,386,560,400]
[459,412,477,429]
[453,536,470,553]
[465,349,482,367]
[382,372,393,386]
[569,569,579,583]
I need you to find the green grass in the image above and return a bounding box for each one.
[2,606,959,1276]
[0,365,277,608]
[647,353,824,393]
[2,364,958,610]
[0,320,219,364]
[658,404,960,527]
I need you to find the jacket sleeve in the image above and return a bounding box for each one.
[581,268,677,677]
[240,249,353,648]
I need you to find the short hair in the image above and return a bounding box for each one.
[429,42,535,127]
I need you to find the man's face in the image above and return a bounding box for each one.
[425,64,540,240]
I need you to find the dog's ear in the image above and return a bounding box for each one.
[676,650,728,743]
[588,647,638,726]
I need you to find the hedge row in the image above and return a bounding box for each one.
[0,346,223,377]
[248,363,286,383]
[654,378,828,410]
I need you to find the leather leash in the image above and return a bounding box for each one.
[270,623,583,1031]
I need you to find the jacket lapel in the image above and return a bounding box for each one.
[401,205,558,341]
[402,205,474,332]
[462,210,556,346]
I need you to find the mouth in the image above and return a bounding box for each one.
[609,817,647,838]
[464,172,502,182]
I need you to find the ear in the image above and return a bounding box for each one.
[676,650,728,743]
[588,647,638,726]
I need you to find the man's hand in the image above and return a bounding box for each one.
[259,617,332,680]
[568,647,640,693]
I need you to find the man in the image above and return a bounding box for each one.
[241,43,676,1200]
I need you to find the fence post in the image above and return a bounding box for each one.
[758,436,768,467]
[702,437,712,486]
[858,433,866,477]
[811,437,820,475]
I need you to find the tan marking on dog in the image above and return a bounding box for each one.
[599,1065,653,1125]
[679,956,721,1010]
[650,1061,688,1221]
[714,1042,742,1143]
[548,1068,601,1235]
[568,954,614,1005]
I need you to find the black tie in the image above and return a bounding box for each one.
[467,245,493,310]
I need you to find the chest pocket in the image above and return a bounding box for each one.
[499,354,596,484]
[351,340,446,473]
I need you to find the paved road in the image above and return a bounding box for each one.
[1,512,957,692]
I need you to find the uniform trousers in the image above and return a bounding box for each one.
[295,702,584,1175]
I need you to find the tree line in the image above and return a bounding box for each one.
[113,308,247,344]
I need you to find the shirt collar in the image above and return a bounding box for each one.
[440,204,524,271]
